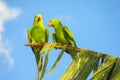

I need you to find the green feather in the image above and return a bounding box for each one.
[48,18,77,74]
[27,14,49,73]
[49,18,77,59]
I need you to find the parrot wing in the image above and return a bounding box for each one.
[45,28,49,42]
[28,28,41,66]
[63,26,76,46]
[52,33,58,43]
[28,28,32,42]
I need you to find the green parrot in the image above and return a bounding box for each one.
[48,18,77,59]
[28,14,49,73]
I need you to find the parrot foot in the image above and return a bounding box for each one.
[73,56,78,61]
[31,42,35,47]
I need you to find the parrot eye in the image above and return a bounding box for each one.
[38,16,41,21]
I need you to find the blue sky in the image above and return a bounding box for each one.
[0,0,120,80]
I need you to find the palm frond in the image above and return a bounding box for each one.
[40,43,56,80]
[25,43,120,80]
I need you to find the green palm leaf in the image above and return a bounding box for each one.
[25,42,120,80]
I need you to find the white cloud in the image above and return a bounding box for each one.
[0,1,21,67]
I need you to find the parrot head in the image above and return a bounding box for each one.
[48,18,62,28]
[33,14,43,25]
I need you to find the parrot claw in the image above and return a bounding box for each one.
[31,42,35,47]
[73,56,78,61]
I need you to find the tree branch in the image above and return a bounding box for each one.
[25,42,81,52]
[24,43,109,60]
[24,42,107,57]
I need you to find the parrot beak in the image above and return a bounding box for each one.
[48,23,52,27]
[38,16,41,21]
